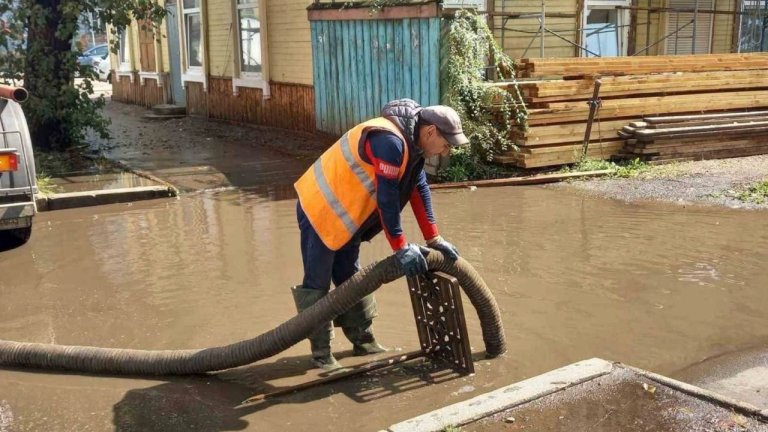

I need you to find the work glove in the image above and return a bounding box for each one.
[427,235,460,261]
[395,244,429,277]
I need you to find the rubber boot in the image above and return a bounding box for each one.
[333,294,390,356]
[291,285,342,371]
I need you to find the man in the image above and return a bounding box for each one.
[292,99,468,370]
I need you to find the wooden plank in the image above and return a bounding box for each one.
[633,121,768,139]
[520,58,768,71]
[428,17,440,105]
[643,110,768,124]
[500,141,624,167]
[630,137,768,154]
[522,140,625,154]
[637,129,768,145]
[526,91,768,125]
[643,115,768,129]
[635,124,768,141]
[362,20,375,119]
[524,73,768,102]
[402,18,413,108]
[420,19,431,105]
[512,119,627,146]
[647,145,768,162]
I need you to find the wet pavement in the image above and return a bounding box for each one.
[2,183,768,431]
[672,345,768,410]
[50,172,158,194]
[468,367,767,432]
[87,102,332,192]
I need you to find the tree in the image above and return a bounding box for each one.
[0,0,165,151]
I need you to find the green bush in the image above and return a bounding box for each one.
[438,9,528,182]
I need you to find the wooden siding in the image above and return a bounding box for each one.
[186,79,316,131]
[712,0,737,53]
[186,82,208,117]
[206,0,234,77]
[632,0,667,56]
[112,75,170,107]
[492,0,738,58]
[493,0,578,58]
[268,0,313,84]
[311,18,440,135]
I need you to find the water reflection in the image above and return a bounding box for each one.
[1,185,768,431]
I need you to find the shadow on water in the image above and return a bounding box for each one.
[112,352,466,432]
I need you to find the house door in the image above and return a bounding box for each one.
[165,0,186,105]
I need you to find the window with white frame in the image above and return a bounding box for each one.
[182,0,203,69]
[118,27,131,69]
[237,0,261,76]
[582,0,631,57]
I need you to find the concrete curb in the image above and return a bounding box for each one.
[112,158,181,196]
[36,186,175,211]
[385,358,614,432]
[430,170,614,190]
[82,154,181,196]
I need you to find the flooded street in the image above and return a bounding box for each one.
[1,185,768,431]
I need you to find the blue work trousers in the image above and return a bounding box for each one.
[297,202,361,292]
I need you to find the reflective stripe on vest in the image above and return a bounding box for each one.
[294,118,409,251]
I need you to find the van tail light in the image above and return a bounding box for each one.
[0,153,18,172]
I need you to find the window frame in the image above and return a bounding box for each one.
[580,0,632,57]
[118,27,132,70]
[235,0,262,79]
[177,0,208,83]
[230,0,269,96]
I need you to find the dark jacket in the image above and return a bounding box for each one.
[357,99,426,242]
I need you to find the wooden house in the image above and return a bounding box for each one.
[107,0,765,137]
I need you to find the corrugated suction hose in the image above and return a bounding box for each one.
[0,251,506,375]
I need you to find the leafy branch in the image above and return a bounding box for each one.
[440,9,528,181]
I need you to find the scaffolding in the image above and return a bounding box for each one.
[489,0,768,58]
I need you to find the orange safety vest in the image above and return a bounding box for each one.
[294,118,410,251]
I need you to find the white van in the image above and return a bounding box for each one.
[0,86,36,246]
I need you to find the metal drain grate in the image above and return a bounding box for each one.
[407,271,475,375]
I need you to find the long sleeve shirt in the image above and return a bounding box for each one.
[362,131,439,251]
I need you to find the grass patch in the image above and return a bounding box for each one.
[438,148,524,182]
[35,174,60,196]
[35,148,118,177]
[443,426,462,432]
[734,179,768,204]
[560,157,651,179]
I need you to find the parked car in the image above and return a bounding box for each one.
[0,85,36,248]
[77,43,108,69]
[92,55,111,82]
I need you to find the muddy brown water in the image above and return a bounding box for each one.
[1,185,768,431]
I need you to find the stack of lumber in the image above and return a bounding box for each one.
[496,53,768,168]
[618,111,768,162]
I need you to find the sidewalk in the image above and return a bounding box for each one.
[33,100,335,211]
[387,358,768,432]
[87,101,332,193]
